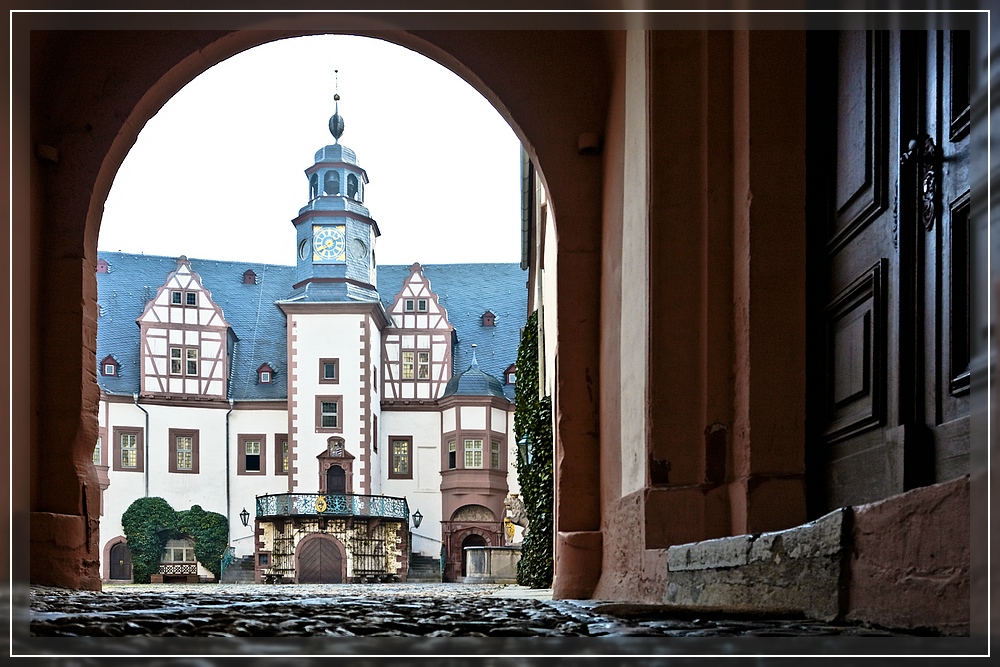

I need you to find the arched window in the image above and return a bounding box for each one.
[347,173,359,199]
[309,173,319,199]
[324,170,340,195]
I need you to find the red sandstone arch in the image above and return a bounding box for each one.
[21,20,606,593]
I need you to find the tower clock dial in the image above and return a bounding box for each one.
[312,225,346,261]
[350,238,368,262]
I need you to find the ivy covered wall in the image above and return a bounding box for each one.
[513,310,554,588]
[121,497,228,583]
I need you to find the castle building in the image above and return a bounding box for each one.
[94,90,526,584]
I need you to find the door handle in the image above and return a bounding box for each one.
[900,134,938,231]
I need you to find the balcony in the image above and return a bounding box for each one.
[256,493,409,522]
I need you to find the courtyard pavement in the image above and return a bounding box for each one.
[12,582,982,663]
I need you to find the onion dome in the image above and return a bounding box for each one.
[442,345,508,399]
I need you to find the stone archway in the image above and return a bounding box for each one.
[22,21,607,592]
[103,537,131,582]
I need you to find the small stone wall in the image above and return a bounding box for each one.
[460,546,521,584]
[662,477,971,635]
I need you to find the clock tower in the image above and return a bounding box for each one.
[287,80,379,303]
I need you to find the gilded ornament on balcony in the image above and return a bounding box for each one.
[315,496,328,513]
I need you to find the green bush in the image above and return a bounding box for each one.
[121,497,229,582]
[513,310,554,588]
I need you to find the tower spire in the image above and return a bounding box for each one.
[329,68,345,142]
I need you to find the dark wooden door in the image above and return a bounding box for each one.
[807,30,970,512]
[326,465,346,494]
[109,542,132,580]
[298,537,343,584]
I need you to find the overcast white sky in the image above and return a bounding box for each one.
[98,34,523,267]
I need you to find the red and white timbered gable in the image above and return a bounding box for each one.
[382,263,453,402]
[137,256,231,399]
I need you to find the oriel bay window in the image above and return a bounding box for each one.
[491,441,501,469]
[389,436,412,479]
[238,434,266,475]
[448,440,456,469]
[112,426,144,472]
[168,429,199,474]
[315,396,343,433]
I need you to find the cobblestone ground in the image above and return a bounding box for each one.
[14,583,978,661]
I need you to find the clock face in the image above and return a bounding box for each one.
[312,225,346,261]
[350,238,367,262]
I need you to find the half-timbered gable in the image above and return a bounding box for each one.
[137,256,232,399]
[382,263,454,402]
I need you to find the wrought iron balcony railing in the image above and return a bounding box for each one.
[256,493,409,522]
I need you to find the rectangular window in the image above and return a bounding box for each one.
[113,427,143,472]
[93,436,102,466]
[491,441,501,469]
[417,299,428,312]
[390,437,412,479]
[185,291,197,306]
[404,299,415,312]
[171,291,182,305]
[104,364,116,376]
[448,440,456,469]
[121,433,137,468]
[402,351,414,380]
[176,436,192,469]
[464,439,483,469]
[259,553,269,566]
[170,347,182,375]
[245,441,261,471]
[275,434,289,474]
[315,396,343,433]
[238,434,266,475]
[186,348,198,376]
[319,358,339,384]
[321,402,338,428]
[168,429,199,474]
[260,371,271,384]
[417,352,430,379]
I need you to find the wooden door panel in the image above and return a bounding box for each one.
[809,29,971,513]
[110,542,132,580]
[298,538,342,584]
[831,30,889,252]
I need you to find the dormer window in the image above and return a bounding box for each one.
[243,270,257,285]
[96,259,109,274]
[257,363,274,385]
[482,310,496,327]
[505,363,516,385]
[100,355,119,377]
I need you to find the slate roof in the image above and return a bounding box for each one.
[96,252,526,403]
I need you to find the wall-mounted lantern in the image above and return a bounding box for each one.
[239,507,250,527]
[412,509,423,529]
[518,434,532,467]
